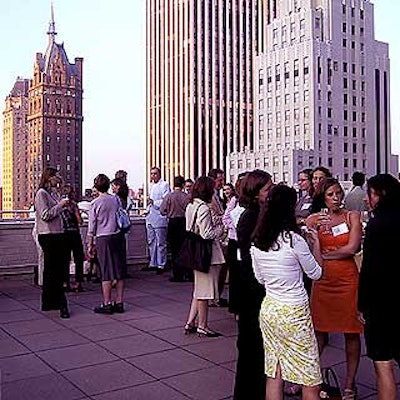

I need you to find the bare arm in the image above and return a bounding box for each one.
[323,211,362,260]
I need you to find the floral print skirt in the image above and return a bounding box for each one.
[259,295,322,386]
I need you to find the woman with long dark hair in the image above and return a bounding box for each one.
[233,169,273,400]
[34,167,70,318]
[358,173,400,400]
[251,184,323,400]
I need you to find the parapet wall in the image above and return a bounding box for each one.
[0,217,149,276]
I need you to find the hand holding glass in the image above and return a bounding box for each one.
[319,208,331,233]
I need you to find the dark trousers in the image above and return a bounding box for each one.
[64,230,85,283]
[167,217,187,280]
[38,233,69,310]
[233,291,266,400]
[227,239,240,314]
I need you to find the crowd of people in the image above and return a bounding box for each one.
[33,164,400,400]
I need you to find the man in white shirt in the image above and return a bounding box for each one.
[144,167,171,274]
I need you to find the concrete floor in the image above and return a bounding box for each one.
[0,270,398,399]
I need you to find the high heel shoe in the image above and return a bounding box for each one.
[184,323,197,334]
[197,327,221,338]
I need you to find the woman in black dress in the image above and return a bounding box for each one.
[358,173,400,400]
[233,169,273,400]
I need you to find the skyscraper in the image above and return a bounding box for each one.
[146,0,264,186]
[2,5,84,211]
[229,0,398,185]
[2,78,30,213]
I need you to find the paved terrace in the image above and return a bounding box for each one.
[0,270,398,400]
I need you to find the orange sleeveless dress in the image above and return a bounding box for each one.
[310,219,363,333]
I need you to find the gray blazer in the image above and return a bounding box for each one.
[34,188,64,234]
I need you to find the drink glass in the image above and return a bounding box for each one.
[320,208,331,233]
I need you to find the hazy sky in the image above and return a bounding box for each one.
[0,1,399,191]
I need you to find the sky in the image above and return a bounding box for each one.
[0,1,399,191]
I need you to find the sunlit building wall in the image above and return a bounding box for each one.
[146,0,267,187]
[2,79,30,214]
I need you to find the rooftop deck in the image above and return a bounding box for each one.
[0,269,398,399]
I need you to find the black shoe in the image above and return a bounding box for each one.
[94,303,114,314]
[156,268,164,275]
[141,266,157,272]
[60,307,70,319]
[218,298,229,307]
[197,327,222,338]
[112,302,125,313]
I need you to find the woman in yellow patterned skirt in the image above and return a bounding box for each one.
[250,184,324,400]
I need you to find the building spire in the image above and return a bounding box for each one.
[47,1,57,41]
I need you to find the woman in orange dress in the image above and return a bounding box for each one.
[306,177,363,400]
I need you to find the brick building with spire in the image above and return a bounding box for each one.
[2,5,83,212]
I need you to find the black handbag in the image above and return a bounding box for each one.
[319,367,342,399]
[176,204,212,273]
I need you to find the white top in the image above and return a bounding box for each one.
[146,179,171,227]
[250,232,322,305]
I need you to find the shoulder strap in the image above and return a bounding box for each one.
[189,203,203,232]
[345,210,351,226]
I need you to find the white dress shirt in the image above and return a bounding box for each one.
[251,232,322,305]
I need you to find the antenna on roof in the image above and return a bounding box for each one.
[47,1,57,42]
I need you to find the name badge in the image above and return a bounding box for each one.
[331,222,349,237]
[301,203,311,210]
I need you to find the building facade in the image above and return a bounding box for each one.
[2,79,30,213]
[146,0,267,188]
[2,7,84,212]
[229,0,398,185]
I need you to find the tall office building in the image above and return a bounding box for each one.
[229,0,398,185]
[146,0,265,186]
[2,8,83,211]
[2,79,30,213]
